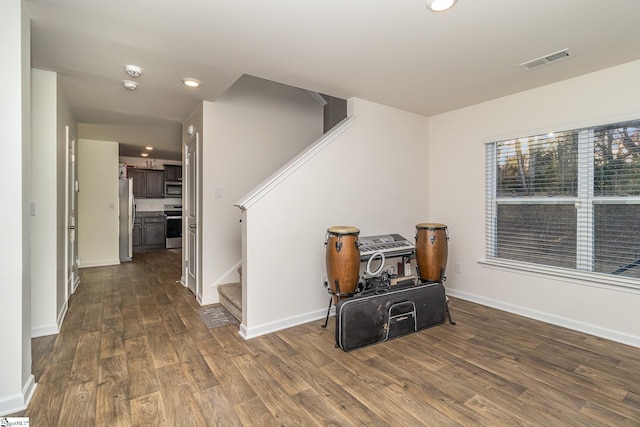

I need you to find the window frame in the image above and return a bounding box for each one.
[485,118,640,291]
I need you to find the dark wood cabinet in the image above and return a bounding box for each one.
[164,164,182,182]
[132,217,143,247]
[146,170,164,198]
[128,168,164,198]
[133,215,165,250]
[129,169,147,198]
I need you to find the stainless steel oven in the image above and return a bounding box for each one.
[163,204,182,249]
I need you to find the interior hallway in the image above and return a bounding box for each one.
[13,250,640,425]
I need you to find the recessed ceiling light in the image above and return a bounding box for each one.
[141,152,149,157]
[426,0,458,12]
[122,80,138,90]
[125,65,142,78]
[182,78,201,88]
[145,146,154,150]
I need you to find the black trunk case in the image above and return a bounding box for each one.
[335,282,446,351]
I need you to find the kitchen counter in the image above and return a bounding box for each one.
[136,211,165,218]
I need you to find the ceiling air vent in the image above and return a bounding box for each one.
[519,48,570,71]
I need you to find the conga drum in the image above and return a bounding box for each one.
[325,226,360,303]
[415,223,449,283]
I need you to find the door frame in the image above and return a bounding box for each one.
[184,132,202,301]
[64,125,79,301]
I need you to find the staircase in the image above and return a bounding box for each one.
[217,267,242,321]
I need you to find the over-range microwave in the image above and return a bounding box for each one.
[165,181,182,198]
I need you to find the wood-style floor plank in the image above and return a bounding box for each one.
[96,354,131,427]
[17,249,640,426]
[130,391,167,427]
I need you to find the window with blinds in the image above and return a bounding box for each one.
[486,118,640,281]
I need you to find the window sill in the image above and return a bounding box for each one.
[478,258,640,294]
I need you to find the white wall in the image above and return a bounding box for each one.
[241,98,429,337]
[77,139,120,267]
[199,75,323,304]
[0,0,35,415]
[31,69,76,338]
[30,68,58,336]
[429,59,640,347]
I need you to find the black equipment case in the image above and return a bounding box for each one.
[335,282,447,351]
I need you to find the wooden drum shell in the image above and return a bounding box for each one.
[325,226,360,303]
[415,223,448,283]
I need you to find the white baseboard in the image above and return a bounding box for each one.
[31,299,67,339]
[57,300,68,330]
[447,289,640,349]
[239,307,328,340]
[78,259,120,268]
[31,323,59,338]
[0,374,36,416]
[199,295,219,305]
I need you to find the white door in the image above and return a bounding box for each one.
[65,126,79,298]
[185,133,200,296]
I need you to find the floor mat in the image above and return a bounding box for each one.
[197,305,239,329]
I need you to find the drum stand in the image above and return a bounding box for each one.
[321,279,359,328]
[415,266,456,326]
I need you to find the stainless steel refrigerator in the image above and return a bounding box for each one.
[119,178,134,262]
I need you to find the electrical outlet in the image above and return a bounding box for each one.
[321,274,328,287]
[455,262,462,273]
[404,262,411,276]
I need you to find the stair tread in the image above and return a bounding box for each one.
[218,282,242,321]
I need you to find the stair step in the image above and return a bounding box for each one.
[218,282,242,321]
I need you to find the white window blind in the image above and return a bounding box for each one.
[486,119,640,282]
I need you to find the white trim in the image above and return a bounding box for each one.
[238,307,329,340]
[306,90,328,106]
[199,295,219,306]
[0,375,37,417]
[213,260,242,286]
[31,323,58,338]
[78,259,121,268]
[57,300,68,330]
[32,291,70,337]
[479,258,640,293]
[235,115,356,210]
[447,288,640,349]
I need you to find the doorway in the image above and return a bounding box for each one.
[184,133,201,299]
[65,126,79,299]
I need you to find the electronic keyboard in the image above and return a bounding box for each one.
[359,234,415,260]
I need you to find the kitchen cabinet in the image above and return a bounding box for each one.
[132,217,142,247]
[133,214,165,250]
[129,169,146,198]
[129,168,164,198]
[164,164,182,182]
[146,170,164,198]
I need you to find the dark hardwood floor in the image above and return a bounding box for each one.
[13,249,640,425]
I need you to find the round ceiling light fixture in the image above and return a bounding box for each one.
[426,0,458,12]
[122,80,138,90]
[125,64,142,78]
[182,78,201,88]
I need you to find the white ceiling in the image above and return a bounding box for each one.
[24,0,640,159]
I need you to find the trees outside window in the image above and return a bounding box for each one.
[486,119,640,279]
